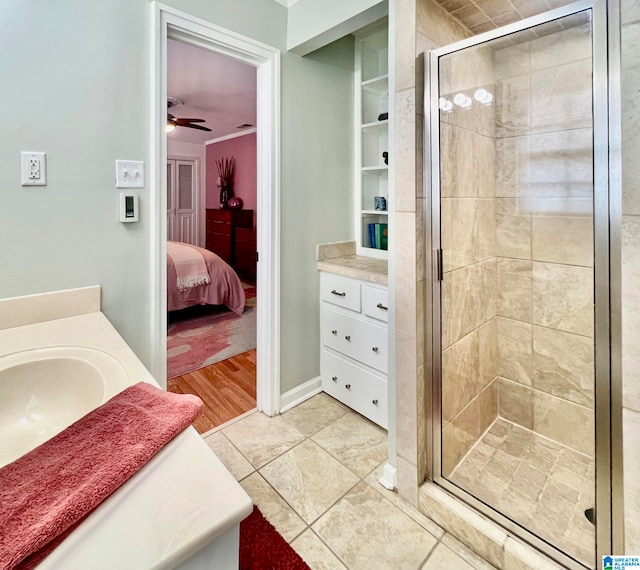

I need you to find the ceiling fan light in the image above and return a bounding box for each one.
[165,122,176,133]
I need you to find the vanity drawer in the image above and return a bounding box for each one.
[321,307,388,373]
[322,349,388,429]
[362,285,389,322]
[320,273,361,312]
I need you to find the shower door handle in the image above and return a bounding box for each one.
[433,249,443,281]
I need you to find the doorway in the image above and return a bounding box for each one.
[151,3,281,417]
[427,0,615,567]
[164,38,258,432]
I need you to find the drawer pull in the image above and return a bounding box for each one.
[345,335,351,341]
[331,330,338,335]
[331,376,337,382]
[372,346,379,352]
[372,399,379,405]
[376,303,388,311]
[331,289,346,297]
[345,384,351,390]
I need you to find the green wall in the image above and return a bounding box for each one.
[0,0,354,394]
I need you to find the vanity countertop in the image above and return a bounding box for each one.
[316,241,388,285]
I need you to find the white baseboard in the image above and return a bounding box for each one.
[379,462,397,491]
[280,376,322,413]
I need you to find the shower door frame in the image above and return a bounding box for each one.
[425,0,623,567]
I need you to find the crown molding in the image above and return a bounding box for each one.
[205,128,257,145]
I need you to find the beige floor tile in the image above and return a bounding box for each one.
[222,411,305,468]
[240,472,307,542]
[283,393,349,436]
[291,529,348,570]
[365,463,445,539]
[312,412,388,478]
[260,439,359,524]
[313,481,438,570]
[203,431,254,481]
[421,542,476,569]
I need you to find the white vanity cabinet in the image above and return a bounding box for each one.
[320,271,388,429]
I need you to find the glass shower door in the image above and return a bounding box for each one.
[431,4,607,568]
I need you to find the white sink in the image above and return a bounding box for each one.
[0,346,129,467]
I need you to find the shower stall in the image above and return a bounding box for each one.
[426,1,617,567]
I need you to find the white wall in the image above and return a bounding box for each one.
[0,0,354,395]
[168,140,207,246]
[288,0,388,55]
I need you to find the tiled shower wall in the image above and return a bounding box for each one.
[439,21,595,475]
[439,47,498,476]
[492,23,595,458]
[621,0,640,553]
[393,0,471,504]
[396,0,640,557]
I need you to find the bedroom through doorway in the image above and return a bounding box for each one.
[164,38,258,433]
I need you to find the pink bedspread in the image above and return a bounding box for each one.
[167,242,246,314]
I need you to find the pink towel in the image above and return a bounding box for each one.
[0,382,203,570]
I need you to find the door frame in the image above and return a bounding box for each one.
[151,2,281,415]
[425,0,621,566]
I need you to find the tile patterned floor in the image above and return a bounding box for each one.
[449,418,595,568]
[204,393,497,570]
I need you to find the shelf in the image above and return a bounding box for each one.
[362,120,388,132]
[359,245,388,259]
[355,24,389,261]
[362,74,389,95]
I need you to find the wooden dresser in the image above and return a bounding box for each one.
[234,227,257,281]
[205,209,254,277]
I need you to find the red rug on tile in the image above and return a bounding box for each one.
[167,282,256,378]
[240,506,310,570]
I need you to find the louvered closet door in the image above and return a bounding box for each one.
[166,159,197,245]
[167,161,175,241]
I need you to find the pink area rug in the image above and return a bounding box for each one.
[167,282,256,378]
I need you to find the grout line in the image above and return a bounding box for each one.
[227,399,496,568]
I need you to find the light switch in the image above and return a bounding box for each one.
[21,152,47,186]
[115,160,144,188]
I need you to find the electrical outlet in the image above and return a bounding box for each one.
[21,152,47,186]
[28,159,40,179]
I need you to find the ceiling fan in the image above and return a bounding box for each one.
[166,97,211,132]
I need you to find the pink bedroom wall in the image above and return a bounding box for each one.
[206,132,257,225]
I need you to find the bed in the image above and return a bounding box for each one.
[167,241,246,314]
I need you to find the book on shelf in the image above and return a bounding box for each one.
[368,223,388,250]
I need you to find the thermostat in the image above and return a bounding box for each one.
[119,191,139,223]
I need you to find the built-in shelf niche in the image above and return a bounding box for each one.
[355,23,389,259]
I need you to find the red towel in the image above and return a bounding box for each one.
[0,381,203,570]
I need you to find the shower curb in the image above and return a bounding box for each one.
[418,483,568,569]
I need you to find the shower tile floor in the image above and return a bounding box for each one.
[449,418,595,568]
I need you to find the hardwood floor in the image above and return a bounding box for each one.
[168,349,257,434]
